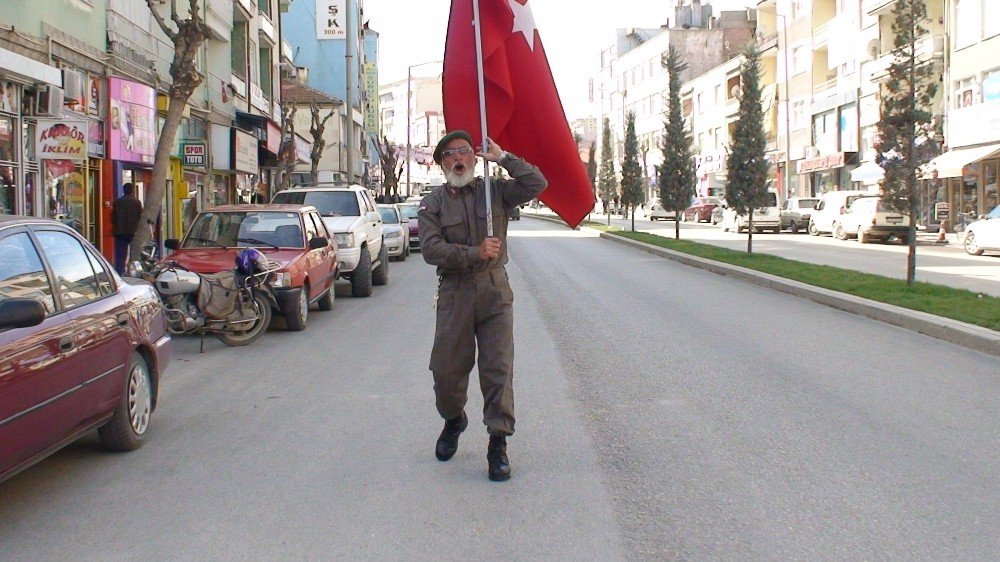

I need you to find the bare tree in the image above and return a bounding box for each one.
[274,101,298,190]
[309,102,338,182]
[132,0,213,256]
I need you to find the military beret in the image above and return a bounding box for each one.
[433,130,475,164]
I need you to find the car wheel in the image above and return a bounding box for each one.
[397,244,407,261]
[218,292,272,346]
[735,218,743,233]
[789,221,799,234]
[351,248,373,297]
[317,284,334,311]
[372,242,389,286]
[285,286,308,331]
[98,352,152,452]
[964,232,984,255]
[834,223,848,240]
[808,221,819,236]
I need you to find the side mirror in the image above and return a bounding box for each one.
[164,239,180,250]
[0,298,46,330]
[308,236,329,250]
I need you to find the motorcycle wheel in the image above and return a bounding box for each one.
[217,292,272,346]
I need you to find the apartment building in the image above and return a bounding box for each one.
[377,73,445,194]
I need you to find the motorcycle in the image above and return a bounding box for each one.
[135,249,277,351]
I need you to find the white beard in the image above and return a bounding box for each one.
[444,166,475,188]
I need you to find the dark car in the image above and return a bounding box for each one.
[0,216,171,483]
[398,203,421,250]
[163,204,338,331]
[682,196,724,223]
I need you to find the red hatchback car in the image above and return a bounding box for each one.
[163,204,338,331]
[398,203,421,250]
[0,216,171,483]
[682,196,724,223]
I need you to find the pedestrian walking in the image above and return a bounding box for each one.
[110,182,142,274]
[418,130,547,482]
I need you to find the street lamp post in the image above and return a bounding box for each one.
[405,60,442,197]
[775,10,793,200]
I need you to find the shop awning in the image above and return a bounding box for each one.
[924,143,1000,178]
[0,46,61,86]
[850,160,885,184]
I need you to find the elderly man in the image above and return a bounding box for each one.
[418,130,547,481]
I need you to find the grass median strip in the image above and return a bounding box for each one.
[581,221,1000,332]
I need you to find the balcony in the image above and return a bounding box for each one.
[813,20,833,47]
[867,34,945,81]
[757,32,778,51]
[863,0,897,16]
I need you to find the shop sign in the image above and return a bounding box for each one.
[36,119,88,160]
[316,0,346,40]
[696,151,726,175]
[265,121,281,155]
[798,153,847,174]
[0,79,20,114]
[182,141,207,167]
[233,128,258,173]
[88,119,105,158]
[108,78,156,164]
[363,62,378,132]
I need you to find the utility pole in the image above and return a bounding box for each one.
[345,0,355,182]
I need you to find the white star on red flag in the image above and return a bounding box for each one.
[508,0,537,51]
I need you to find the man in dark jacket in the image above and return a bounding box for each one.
[111,182,142,274]
[418,130,547,482]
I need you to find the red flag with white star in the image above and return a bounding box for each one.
[443,0,595,228]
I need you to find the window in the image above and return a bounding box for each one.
[715,85,721,105]
[792,100,806,130]
[259,45,273,100]
[309,213,329,238]
[697,92,704,113]
[955,77,977,108]
[982,68,1000,103]
[791,46,808,75]
[791,0,807,20]
[33,231,102,309]
[986,0,1000,38]
[231,21,248,78]
[303,212,319,241]
[955,0,981,49]
[0,232,55,313]
[259,0,271,19]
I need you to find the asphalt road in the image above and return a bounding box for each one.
[1,218,997,560]
[565,209,1000,297]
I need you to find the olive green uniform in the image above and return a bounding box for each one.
[418,154,547,435]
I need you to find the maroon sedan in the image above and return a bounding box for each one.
[0,216,171,483]
[682,196,724,223]
[398,203,421,250]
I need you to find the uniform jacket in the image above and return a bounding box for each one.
[418,155,547,276]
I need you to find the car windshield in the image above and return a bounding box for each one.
[272,191,360,217]
[398,205,420,219]
[797,198,819,209]
[989,205,1000,219]
[379,208,399,224]
[184,211,303,248]
[850,197,878,212]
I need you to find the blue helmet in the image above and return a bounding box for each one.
[235,248,267,275]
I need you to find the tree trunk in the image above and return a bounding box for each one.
[747,208,754,253]
[631,206,635,231]
[130,93,187,258]
[675,214,680,240]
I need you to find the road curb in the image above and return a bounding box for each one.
[523,213,1000,358]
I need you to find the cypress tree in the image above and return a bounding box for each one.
[658,45,696,240]
[597,117,618,226]
[621,111,645,231]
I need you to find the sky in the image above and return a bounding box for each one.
[362,0,757,120]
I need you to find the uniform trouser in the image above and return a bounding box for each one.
[113,234,133,274]
[430,268,515,436]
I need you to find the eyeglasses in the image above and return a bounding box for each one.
[440,146,474,158]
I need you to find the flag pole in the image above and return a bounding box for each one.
[471,0,494,236]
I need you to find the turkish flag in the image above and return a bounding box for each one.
[443,0,595,228]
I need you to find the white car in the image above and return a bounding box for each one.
[808,190,869,236]
[833,196,911,243]
[963,205,1000,256]
[648,203,677,221]
[720,191,781,233]
[378,204,410,261]
[780,197,820,233]
[272,184,387,297]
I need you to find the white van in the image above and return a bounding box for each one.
[808,190,868,236]
[720,190,781,233]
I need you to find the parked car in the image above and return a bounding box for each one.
[649,203,677,221]
[962,204,1000,256]
[272,184,387,297]
[0,216,171,483]
[163,204,338,331]
[808,189,869,236]
[398,202,421,250]
[681,197,724,223]
[834,196,912,243]
[719,191,782,233]
[780,197,820,233]
[378,204,410,261]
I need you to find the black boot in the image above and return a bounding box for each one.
[435,411,468,461]
[487,434,511,482]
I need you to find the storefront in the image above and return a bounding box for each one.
[36,119,90,239]
[924,144,1000,225]
[235,110,281,200]
[104,77,156,254]
[799,152,859,196]
[0,81,17,216]
[232,128,259,203]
